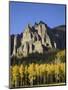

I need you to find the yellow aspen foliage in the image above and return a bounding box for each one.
[10,62,65,87]
[24,65,28,74]
[35,64,40,76]
[12,65,19,80]
[11,65,19,87]
[28,63,36,76]
[56,50,65,58]
[46,64,51,74]
[19,64,24,78]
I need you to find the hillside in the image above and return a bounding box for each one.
[10,21,66,59]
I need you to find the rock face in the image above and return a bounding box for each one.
[10,21,66,58]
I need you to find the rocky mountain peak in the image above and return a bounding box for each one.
[10,21,65,58]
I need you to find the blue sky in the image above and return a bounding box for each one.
[10,1,66,34]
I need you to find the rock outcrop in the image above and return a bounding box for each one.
[10,21,66,58]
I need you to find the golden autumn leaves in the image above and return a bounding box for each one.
[10,62,65,88]
[9,50,65,88]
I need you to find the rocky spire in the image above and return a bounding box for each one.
[12,35,17,56]
[11,21,57,58]
[54,41,57,48]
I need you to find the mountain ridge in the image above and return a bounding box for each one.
[10,21,66,58]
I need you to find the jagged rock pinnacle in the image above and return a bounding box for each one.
[11,21,63,58]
